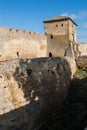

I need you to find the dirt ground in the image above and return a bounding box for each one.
[37,76,87,130]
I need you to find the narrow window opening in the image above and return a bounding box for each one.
[51,35,53,39]
[56,24,58,27]
[64,50,67,56]
[17,52,19,57]
[72,33,75,42]
[49,52,52,57]
[61,24,63,27]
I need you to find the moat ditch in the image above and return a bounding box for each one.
[36,71,87,130]
[0,57,87,130]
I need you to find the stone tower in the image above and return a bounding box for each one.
[43,16,77,57]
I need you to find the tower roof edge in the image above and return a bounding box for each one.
[43,16,78,26]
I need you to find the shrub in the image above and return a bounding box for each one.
[73,70,87,79]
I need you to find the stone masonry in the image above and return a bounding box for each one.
[0,57,71,130]
[0,27,47,61]
[0,15,87,130]
[0,16,87,61]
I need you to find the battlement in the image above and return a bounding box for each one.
[0,26,47,61]
[0,15,87,62]
[0,26,46,40]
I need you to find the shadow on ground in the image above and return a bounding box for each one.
[0,77,87,130]
[38,77,87,130]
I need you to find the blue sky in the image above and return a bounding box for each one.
[0,0,87,42]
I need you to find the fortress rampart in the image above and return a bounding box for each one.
[0,26,45,39]
[78,43,87,56]
[0,58,71,130]
[0,16,87,62]
[0,27,47,61]
[0,16,87,130]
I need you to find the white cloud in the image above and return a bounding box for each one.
[61,13,77,19]
[61,11,87,20]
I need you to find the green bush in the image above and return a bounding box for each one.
[73,70,87,79]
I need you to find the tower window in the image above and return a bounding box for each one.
[51,35,53,39]
[55,24,58,27]
[49,52,52,57]
[61,24,63,27]
[72,33,75,42]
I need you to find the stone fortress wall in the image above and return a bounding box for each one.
[44,19,70,57]
[44,20,68,35]
[78,43,87,56]
[0,25,87,61]
[43,16,87,58]
[0,16,87,130]
[0,26,47,61]
[0,58,71,130]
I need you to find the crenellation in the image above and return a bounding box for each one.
[0,26,47,61]
[29,31,31,34]
[9,28,12,32]
[23,30,25,33]
[0,26,46,40]
[16,29,19,32]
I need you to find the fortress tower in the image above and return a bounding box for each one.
[0,15,82,61]
[43,16,78,57]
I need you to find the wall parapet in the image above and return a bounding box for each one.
[0,26,46,40]
[0,26,47,61]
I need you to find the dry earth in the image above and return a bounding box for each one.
[36,75,87,130]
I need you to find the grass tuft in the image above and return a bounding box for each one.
[73,70,87,79]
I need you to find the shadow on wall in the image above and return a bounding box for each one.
[47,34,69,57]
[38,77,87,130]
[1,77,87,130]
[0,57,71,130]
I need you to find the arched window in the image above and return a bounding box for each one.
[49,52,52,57]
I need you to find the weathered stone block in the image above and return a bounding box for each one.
[0,57,71,130]
[76,56,87,71]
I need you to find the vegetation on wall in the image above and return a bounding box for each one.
[73,70,87,79]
